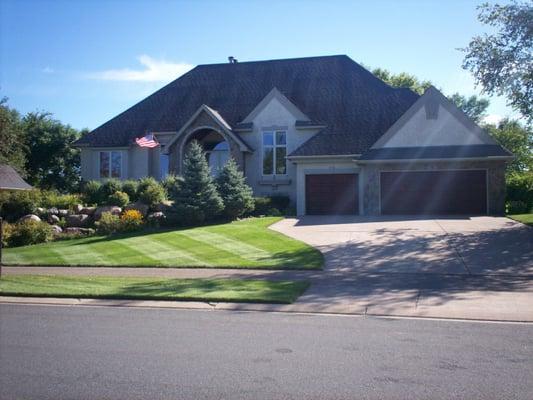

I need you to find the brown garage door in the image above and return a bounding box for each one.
[306,174,358,215]
[380,170,487,215]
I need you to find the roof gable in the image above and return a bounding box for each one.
[242,87,310,123]
[371,86,497,149]
[165,104,252,152]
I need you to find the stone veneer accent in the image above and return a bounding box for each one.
[361,160,507,216]
[167,110,245,175]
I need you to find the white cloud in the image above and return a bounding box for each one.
[87,55,194,82]
[482,114,503,125]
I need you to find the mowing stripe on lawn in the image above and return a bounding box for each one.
[121,235,205,266]
[183,230,272,262]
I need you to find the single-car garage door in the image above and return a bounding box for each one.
[306,174,358,215]
[380,170,487,215]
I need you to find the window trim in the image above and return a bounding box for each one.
[99,150,122,179]
[262,130,287,177]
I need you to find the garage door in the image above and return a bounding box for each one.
[306,174,358,215]
[380,170,487,215]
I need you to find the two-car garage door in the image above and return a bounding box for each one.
[380,170,487,215]
[304,170,487,215]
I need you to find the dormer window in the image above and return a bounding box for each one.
[262,131,287,175]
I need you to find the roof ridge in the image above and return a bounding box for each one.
[195,54,350,67]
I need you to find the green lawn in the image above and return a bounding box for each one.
[0,275,310,304]
[509,213,533,227]
[3,217,323,269]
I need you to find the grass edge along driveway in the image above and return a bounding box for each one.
[3,217,323,270]
[0,275,310,304]
[509,213,533,227]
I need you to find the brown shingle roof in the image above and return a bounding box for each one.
[74,55,419,155]
[0,165,32,190]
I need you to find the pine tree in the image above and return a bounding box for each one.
[216,158,255,219]
[172,141,223,224]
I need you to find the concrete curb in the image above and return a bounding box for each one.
[2,296,532,323]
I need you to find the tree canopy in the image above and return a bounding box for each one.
[462,1,533,123]
[486,118,532,173]
[0,97,84,192]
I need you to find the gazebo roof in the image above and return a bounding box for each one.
[0,165,33,190]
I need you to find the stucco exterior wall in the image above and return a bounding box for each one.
[79,148,129,181]
[294,159,360,216]
[243,96,319,202]
[360,160,507,215]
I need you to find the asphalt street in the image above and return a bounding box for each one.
[1,304,532,399]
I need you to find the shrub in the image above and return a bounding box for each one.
[40,190,82,209]
[8,220,53,247]
[138,183,166,207]
[120,209,144,232]
[121,180,139,202]
[171,141,223,224]
[507,172,533,213]
[137,177,158,194]
[107,191,130,207]
[506,200,530,214]
[162,174,184,199]
[100,179,122,203]
[1,221,13,247]
[96,212,121,235]
[216,158,255,219]
[269,195,291,212]
[82,180,102,205]
[0,190,40,222]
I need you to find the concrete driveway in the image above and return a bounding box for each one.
[269,216,533,320]
[272,216,533,276]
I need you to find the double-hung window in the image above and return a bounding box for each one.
[262,131,287,175]
[99,151,122,179]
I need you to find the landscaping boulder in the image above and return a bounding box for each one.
[73,204,84,213]
[48,214,60,224]
[51,225,63,234]
[66,214,90,228]
[48,207,59,216]
[80,206,96,216]
[147,211,165,221]
[18,214,41,223]
[58,209,69,217]
[65,227,94,235]
[125,202,149,217]
[36,207,46,215]
[94,206,122,221]
[153,201,173,212]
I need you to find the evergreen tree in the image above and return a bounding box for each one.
[216,158,255,219]
[172,141,223,224]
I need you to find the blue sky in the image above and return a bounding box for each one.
[0,0,516,131]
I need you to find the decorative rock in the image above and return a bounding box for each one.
[153,201,172,212]
[125,202,149,217]
[19,214,41,223]
[48,207,59,216]
[58,209,69,217]
[80,206,96,216]
[94,206,122,221]
[48,214,60,224]
[51,225,63,234]
[66,214,90,228]
[36,207,46,215]
[65,227,94,235]
[73,204,84,213]
[147,211,165,220]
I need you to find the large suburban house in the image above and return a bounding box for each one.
[74,55,513,216]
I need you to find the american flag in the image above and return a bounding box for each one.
[135,133,159,148]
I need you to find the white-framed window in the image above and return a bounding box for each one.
[99,151,122,179]
[262,131,287,175]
